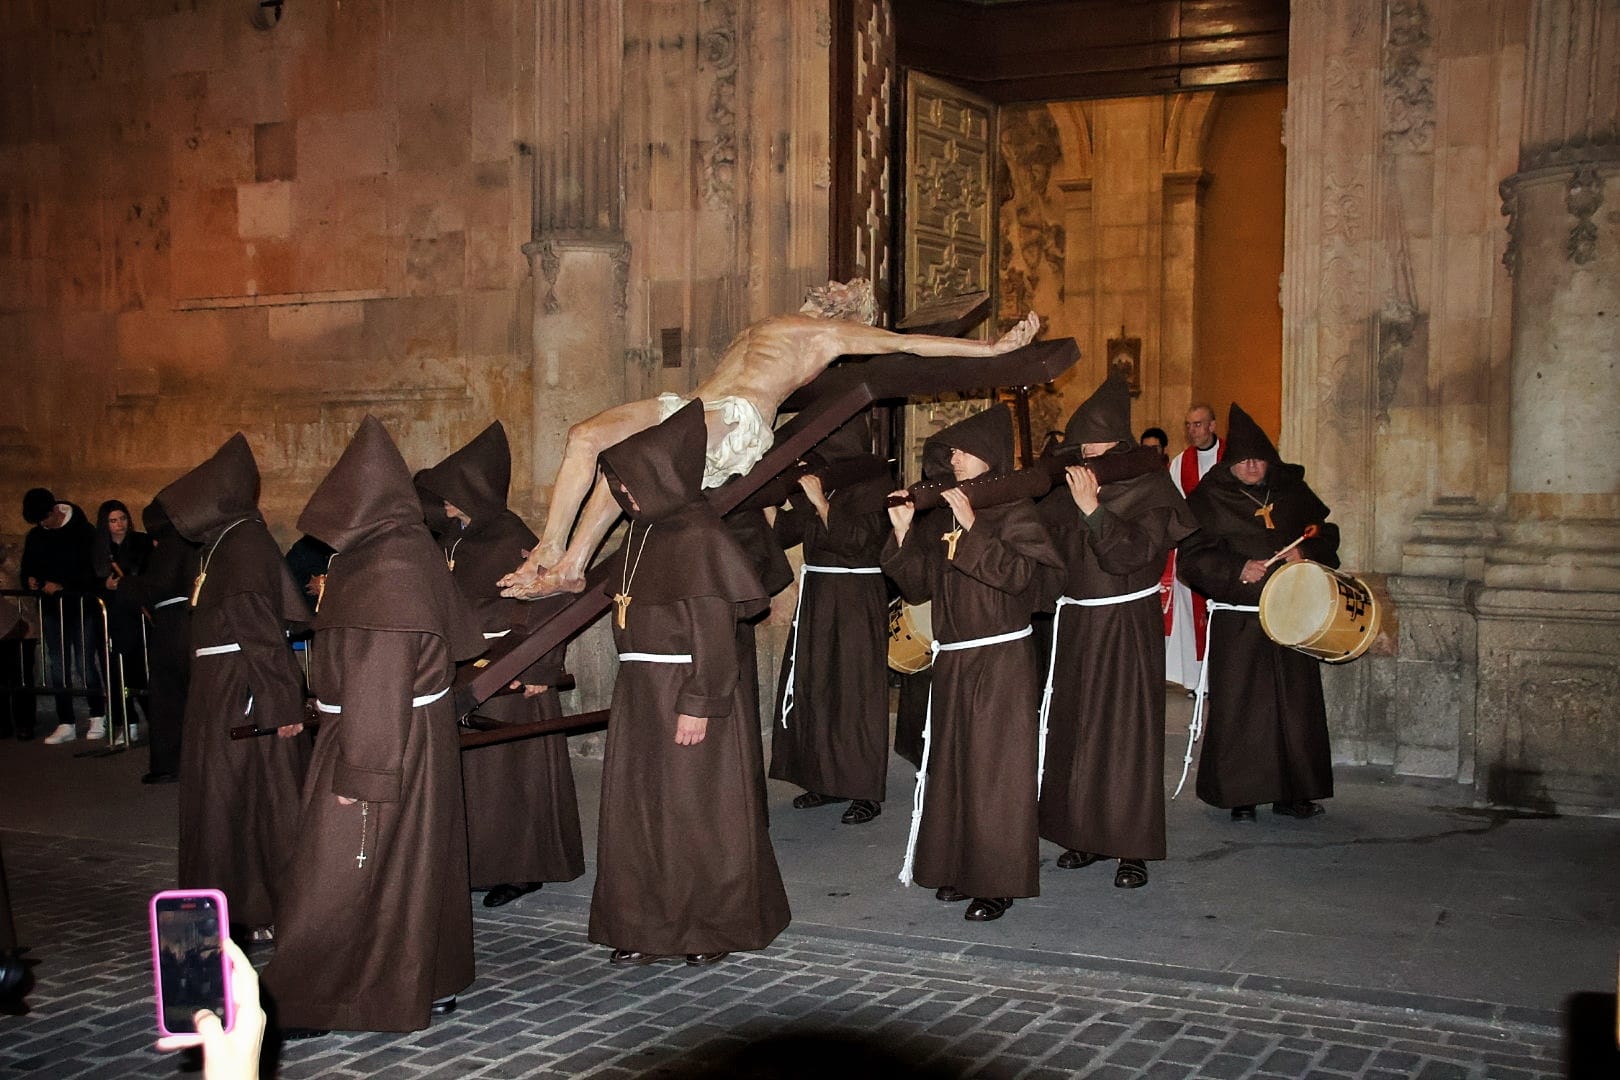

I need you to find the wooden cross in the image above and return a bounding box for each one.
[1253,503,1276,530]
[189,570,207,607]
[942,527,964,560]
[612,592,633,629]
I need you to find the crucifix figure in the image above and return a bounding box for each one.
[498,279,1039,600]
[1253,503,1275,530]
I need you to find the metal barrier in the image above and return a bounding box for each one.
[0,589,149,755]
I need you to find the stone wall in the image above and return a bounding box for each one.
[0,0,536,539]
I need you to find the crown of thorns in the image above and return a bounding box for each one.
[801,278,877,323]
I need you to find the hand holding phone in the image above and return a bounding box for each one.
[149,890,235,1045]
[155,937,266,1077]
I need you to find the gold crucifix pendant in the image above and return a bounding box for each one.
[942,527,964,560]
[189,570,207,607]
[1254,504,1276,530]
[613,592,632,629]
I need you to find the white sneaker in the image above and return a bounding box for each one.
[129,722,141,742]
[43,723,78,745]
[85,716,107,740]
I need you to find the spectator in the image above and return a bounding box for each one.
[20,488,103,745]
[95,500,154,741]
[0,542,36,741]
[1139,427,1170,461]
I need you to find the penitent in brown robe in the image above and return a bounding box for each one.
[769,465,893,802]
[415,421,585,889]
[1178,404,1340,810]
[881,406,1062,900]
[1036,374,1199,862]
[587,401,790,957]
[155,434,310,930]
[263,416,487,1033]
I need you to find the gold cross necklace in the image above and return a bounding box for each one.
[612,523,654,629]
[942,513,965,560]
[1241,486,1275,530]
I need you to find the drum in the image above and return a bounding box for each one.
[1259,561,1380,663]
[887,599,935,674]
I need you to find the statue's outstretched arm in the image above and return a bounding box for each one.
[827,311,1039,359]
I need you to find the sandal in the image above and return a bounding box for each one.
[840,799,881,825]
[792,791,848,810]
[935,886,970,903]
[1056,849,1104,870]
[1114,859,1148,889]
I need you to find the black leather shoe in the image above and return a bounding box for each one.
[1056,849,1104,869]
[1114,859,1149,889]
[792,791,847,809]
[840,799,881,825]
[685,952,729,966]
[1272,800,1325,819]
[141,771,179,785]
[964,897,1013,922]
[482,882,543,908]
[280,1027,331,1040]
[1230,805,1257,822]
[609,949,678,967]
[934,886,970,903]
[430,995,456,1016]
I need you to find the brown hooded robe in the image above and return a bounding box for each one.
[155,434,310,929]
[263,416,487,1033]
[1177,404,1339,810]
[768,436,894,803]
[587,401,790,956]
[881,405,1062,900]
[1036,374,1199,861]
[115,501,200,778]
[415,421,585,888]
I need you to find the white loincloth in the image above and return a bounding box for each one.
[655,392,774,488]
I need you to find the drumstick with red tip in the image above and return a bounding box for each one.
[1263,524,1320,568]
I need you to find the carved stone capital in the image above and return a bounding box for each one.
[522,235,632,320]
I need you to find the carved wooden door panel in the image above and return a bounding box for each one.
[899,71,998,482]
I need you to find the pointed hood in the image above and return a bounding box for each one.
[596,401,767,613]
[1063,371,1134,445]
[414,421,512,523]
[598,400,707,522]
[297,416,425,553]
[808,414,872,467]
[1222,403,1283,468]
[921,404,1016,482]
[413,471,456,538]
[140,500,175,540]
[299,416,485,657]
[155,433,262,543]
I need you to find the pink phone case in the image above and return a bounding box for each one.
[149,888,235,1037]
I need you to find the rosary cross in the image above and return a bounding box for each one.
[612,592,633,629]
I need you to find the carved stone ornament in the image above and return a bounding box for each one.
[1377,297,1417,419]
[1381,0,1435,153]
[1498,175,1521,279]
[1565,164,1604,265]
[699,2,739,209]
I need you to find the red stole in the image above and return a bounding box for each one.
[1164,438,1224,656]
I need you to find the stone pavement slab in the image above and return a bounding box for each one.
[0,832,1568,1079]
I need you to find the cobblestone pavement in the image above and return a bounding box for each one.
[0,832,1565,1079]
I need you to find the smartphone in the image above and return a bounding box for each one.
[149,889,235,1037]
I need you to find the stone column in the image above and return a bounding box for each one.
[519,0,631,712]
[1476,0,1620,811]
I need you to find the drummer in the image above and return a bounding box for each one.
[1176,404,1341,821]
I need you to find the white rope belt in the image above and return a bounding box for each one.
[617,652,693,664]
[780,563,884,728]
[1172,602,1259,799]
[195,643,241,657]
[153,595,188,610]
[482,629,511,639]
[314,685,451,714]
[1037,584,1163,796]
[899,624,1033,886]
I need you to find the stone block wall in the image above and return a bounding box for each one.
[0,0,533,540]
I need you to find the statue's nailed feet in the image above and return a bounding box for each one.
[499,565,588,600]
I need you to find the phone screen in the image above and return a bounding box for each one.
[153,894,227,1034]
